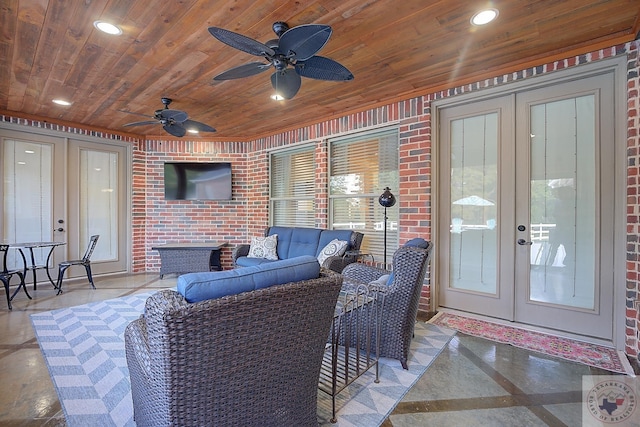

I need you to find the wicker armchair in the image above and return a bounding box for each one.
[339,242,433,369]
[124,270,342,427]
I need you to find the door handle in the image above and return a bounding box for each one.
[54,227,64,232]
[517,238,532,245]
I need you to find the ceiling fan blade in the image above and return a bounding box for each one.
[163,123,187,137]
[213,62,272,81]
[295,56,354,81]
[182,119,216,133]
[271,69,301,99]
[123,120,158,127]
[278,24,332,61]
[158,109,188,122]
[208,27,275,57]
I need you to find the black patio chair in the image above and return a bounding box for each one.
[55,235,99,295]
[1,244,28,310]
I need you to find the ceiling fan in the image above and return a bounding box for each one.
[122,97,216,137]
[208,21,354,100]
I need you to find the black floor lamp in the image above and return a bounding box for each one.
[378,187,396,266]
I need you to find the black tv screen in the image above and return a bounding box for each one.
[164,162,232,200]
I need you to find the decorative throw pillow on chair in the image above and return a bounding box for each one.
[317,239,348,265]
[369,274,391,286]
[248,234,279,260]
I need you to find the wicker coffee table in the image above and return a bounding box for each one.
[152,242,227,278]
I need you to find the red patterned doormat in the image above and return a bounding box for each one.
[429,312,634,376]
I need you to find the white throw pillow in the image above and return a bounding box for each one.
[247,234,278,260]
[317,239,348,265]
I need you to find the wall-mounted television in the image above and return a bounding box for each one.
[164,162,232,200]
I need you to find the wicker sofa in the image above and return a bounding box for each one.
[232,226,364,272]
[124,259,342,427]
[338,239,433,369]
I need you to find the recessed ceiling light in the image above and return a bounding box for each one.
[52,99,72,106]
[271,93,285,101]
[93,20,122,35]
[471,9,498,26]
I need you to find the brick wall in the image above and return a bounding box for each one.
[625,41,640,358]
[138,139,248,271]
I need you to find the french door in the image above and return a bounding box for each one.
[1,127,129,282]
[437,66,620,341]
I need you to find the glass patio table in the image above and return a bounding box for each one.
[318,281,383,423]
[9,241,66,295]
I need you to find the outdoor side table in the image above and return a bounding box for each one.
[152,242,228,278]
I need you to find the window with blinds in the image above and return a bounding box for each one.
[329,129,399,261]
[270,145,316,227]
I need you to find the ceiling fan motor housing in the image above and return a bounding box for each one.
[272,22,289,37]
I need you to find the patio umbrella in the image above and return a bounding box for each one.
[452,195,494,206]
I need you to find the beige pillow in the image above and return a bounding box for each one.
[317,239,348,265]
[247,234,278,260]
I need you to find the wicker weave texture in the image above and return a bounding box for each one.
[340,244,433,369]
[157,248,211,276]
[125,270,342,427]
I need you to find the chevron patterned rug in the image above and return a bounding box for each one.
[31,292,455,427]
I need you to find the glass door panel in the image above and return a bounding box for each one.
[450,113,498,294]
[2,136,65,279]
[438,95,515,320]
[68,139,127,276]
[528,96,596,309]
[79,149,119,262]
[515,72,615,339]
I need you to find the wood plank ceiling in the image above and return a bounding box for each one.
[1,0,639,140]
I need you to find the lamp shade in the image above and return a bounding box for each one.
[379,187,396,208]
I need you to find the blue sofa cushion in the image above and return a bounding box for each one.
[177,256,321,303]
[235,256,275,267]
[268,226,322,259]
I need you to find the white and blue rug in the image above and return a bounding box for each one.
[31,292,455,427]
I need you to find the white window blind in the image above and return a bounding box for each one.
[79,149,118,262]
[270,145,315,227]
[2,139,53,269]
[329,129,399,261]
